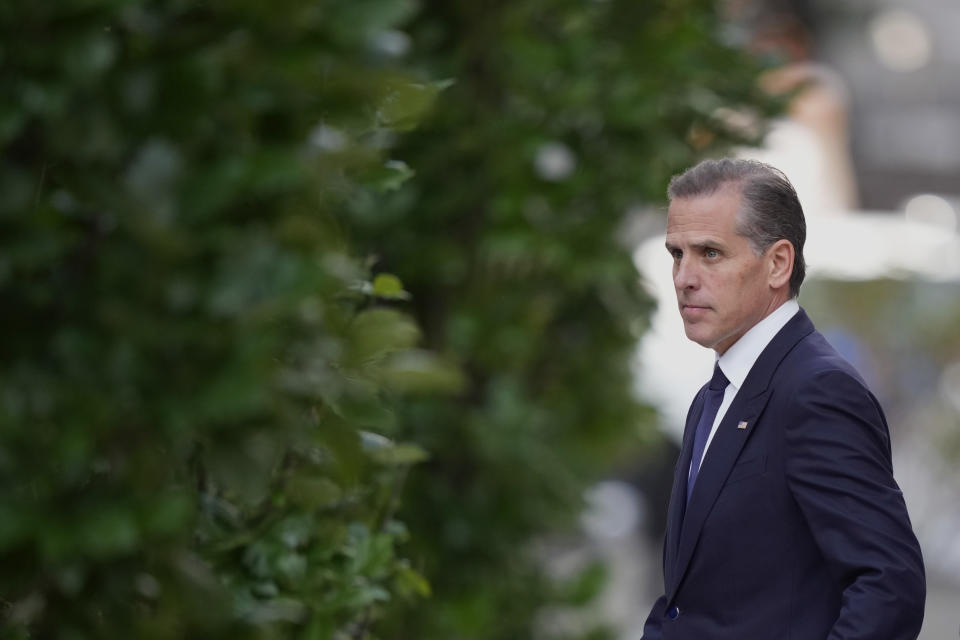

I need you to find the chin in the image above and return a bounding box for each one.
[683,326,715,349]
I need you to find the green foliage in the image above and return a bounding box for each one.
[0,0,443,637]
[1,0,777,637]
[345,0,778,637]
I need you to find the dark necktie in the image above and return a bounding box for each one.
[686,363,729,503]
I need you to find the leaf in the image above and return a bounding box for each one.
[379,349,466,394]
[376,80,447,131]
[358,430,394,452]
[366,159,416,192]
[349,308,420,361]
[352,308,420,348]
[371,273,411,299]
[359,430,427,465]
[332,392,397,430]
[368,443,429,466]
[395,564,431,598]
[286,476,343,510]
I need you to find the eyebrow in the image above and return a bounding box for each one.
[664,239,724,252]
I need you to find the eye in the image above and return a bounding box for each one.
[670,249,683,261]
[704,248,719,259]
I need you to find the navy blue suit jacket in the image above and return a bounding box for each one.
[642,309,925,639]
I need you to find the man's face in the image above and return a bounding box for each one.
[665,187,782,355]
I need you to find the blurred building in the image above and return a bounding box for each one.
[815,0,960,211]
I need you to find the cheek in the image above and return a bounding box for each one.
[716,271,756,310]
[735,263,764,289]
[712,271,746,300]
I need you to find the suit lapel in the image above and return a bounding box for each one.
[667,388,772,599]
[665,309,816,600]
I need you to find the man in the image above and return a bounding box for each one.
[641,158,925,639]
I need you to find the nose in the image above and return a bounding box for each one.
[674,256,698,290]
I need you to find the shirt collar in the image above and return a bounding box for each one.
[717,299,800,390]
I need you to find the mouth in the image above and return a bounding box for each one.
[680,304,712,319]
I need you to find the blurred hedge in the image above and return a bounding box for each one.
[0,0,776,638]
[352,1,778,638]
[0,1,447,638]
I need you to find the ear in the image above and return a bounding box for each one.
[767,239,794,290]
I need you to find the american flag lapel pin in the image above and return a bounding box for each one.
[737,421,748,430]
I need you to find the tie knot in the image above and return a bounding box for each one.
[709,363,729,391]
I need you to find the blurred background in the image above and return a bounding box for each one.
[628,1,960,639]
[1,0,957,639]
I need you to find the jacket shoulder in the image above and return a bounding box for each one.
[778,329,869,388]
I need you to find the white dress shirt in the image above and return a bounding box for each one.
[694,298,800,469]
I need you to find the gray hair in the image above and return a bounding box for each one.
[667,158,806,298]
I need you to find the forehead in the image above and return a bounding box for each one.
[665,188,743,241]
